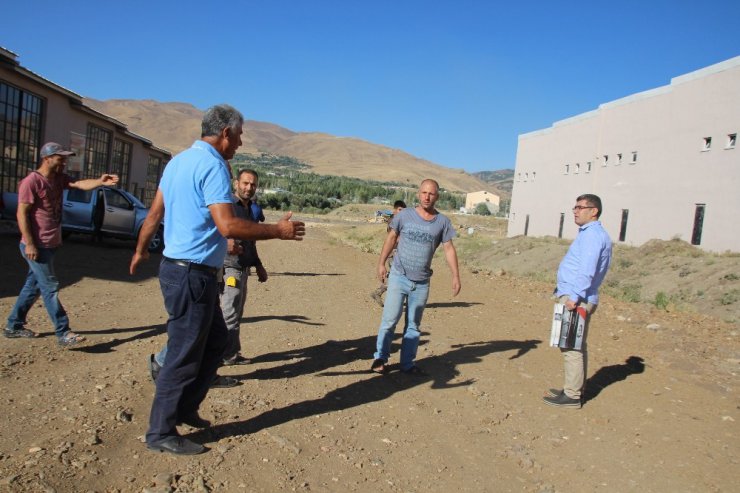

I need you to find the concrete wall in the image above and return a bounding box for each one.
[508,57,740,252]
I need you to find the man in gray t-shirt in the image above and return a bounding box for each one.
[371,179,461,375]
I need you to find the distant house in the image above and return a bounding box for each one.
[465,190,500,213]
[0,47,170,205]
[508,56,740,252]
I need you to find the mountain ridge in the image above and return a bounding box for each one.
[84,98,512,196]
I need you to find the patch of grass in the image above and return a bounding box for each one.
[722,273,739,281]
[720,289,739,306]
[617,258,633,269]
[654,291,669,310]
[603,281,642,303]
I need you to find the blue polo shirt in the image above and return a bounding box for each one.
[159,140,233,267]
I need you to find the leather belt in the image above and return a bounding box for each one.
[163,256,218,274]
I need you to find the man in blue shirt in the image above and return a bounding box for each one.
[130,104,305,455]
[544,194,612,408]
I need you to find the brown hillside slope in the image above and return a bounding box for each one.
[84,98,496,193]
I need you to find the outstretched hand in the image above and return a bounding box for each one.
[101,174,120,186]
[277,212,306,241]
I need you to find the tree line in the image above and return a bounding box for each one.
[231,153,466,213]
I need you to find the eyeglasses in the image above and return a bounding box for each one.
[572,206,594,211]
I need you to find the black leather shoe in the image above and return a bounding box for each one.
[211,375,240,388]
[147,436,205,455]
[222,354,250,366]
[543,392,582,408]
[177,412,211,429]
[546,388,563,397]
[148,354,161,382]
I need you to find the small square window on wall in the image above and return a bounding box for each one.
[617,153,623,165]
[564,164,569,174]
[727,133,737,149]
[532,171,536,181]
[631,152,638,164]
[703,137,712,151]
[586,162,592,172]
[574,163,580,174]
[602,155,609,167]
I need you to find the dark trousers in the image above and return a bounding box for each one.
[146,260,227,443]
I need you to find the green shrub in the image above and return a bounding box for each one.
[720,289,739,306]
[654,292,669,310]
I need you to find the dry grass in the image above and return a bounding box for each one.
[320,210,740,326]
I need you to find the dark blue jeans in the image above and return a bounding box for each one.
[146,259,227,444]
[6,243,70,338]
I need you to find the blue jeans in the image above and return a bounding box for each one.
[146,259,227,444]
[374,271,430,371]
[7,243,70,339]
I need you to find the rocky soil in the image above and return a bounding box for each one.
[0,214,737,492]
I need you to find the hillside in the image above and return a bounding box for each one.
[84,98,497,194]
[472,169,514,199]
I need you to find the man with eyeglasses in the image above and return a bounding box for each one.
[544,194,612,408]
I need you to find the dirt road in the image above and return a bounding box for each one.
[0,219,737,492]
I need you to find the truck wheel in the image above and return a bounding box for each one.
[147,228,165,253]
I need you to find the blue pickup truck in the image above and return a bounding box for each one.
[1,187,163,252]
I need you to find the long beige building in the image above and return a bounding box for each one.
[1,47,170,205]
[507,56,740,252]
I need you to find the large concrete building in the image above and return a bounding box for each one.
[507,56,739,252]
[1,47,170,204]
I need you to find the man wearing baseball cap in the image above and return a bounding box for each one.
[5,142,119,347]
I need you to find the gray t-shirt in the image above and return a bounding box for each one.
[390,207,456,282]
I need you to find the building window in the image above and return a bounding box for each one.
[112,139,132,190]
[617,153,623,165]
[631,151,638,164]
[702,137,712,151]
[558,213,565,239]
[524,214,530,236]
[517,173,522,181]
[144,155,164,205]
[574,163,580,174]
[524,172,529,181]
[586,161,592,173]
[619,209,629,242]
[564,164,569,174]
[727,133,737,149]
[602,155,609,167]
[691,204,705,246]
[85,124,111,179]
[0,82,44,192]
[532,171,536,181]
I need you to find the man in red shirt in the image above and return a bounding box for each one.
[5,142,119,346]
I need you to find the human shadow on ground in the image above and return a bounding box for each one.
[0,232,161,298]
[426,301,484,309]
[584,356,645,403]
[70,324,167,354]
[241,315,325,327]
[196,337,542,441]
[232,334,423,380]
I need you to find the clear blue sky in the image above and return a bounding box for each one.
[3,1,738,172]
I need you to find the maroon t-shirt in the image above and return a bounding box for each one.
[17,171,73,248]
